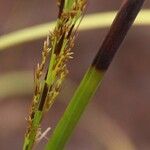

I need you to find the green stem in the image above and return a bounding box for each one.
[65,0,74,10]
[23,111,43,150]
[45,67,104,150]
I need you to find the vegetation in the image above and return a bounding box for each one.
[0,0,148,150]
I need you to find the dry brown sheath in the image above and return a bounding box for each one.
[38,83,49,111]
[55,33,65,55]
[67,24,75,38]
[92,0,145,71]
[58,0,65,18]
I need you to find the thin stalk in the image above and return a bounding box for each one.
[45,0,145,149]
[23,0,86,150]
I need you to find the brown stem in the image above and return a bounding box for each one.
[58,0,65,18]
[92,0,145,71]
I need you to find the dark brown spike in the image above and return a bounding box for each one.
[55,33,65,55]
[67,24,75,39]
[58,0,65,18]
[92,0,145,71]
[38,83,49,111]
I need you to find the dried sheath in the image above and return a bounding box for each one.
[92,0,145,71]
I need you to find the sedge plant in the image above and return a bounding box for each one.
[23,0,87,150]
[0,0,148,150]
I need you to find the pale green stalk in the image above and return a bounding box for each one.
[0,10,150,50]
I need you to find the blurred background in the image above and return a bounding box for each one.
[0,0,150,149]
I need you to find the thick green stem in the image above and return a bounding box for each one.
[45,67,104,150]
